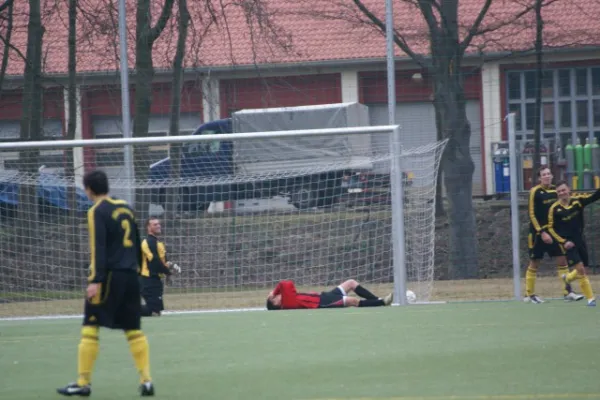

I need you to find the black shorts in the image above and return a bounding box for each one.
[318,287,346,308]
[528,232,563,260]
[562,241,590,267]
[140,277,165,313]
[83,270,141,331]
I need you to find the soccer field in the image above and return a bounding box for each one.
[1,302,599,400]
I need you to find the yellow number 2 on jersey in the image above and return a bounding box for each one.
[121,219,134,248]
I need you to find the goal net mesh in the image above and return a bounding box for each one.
[0,130,446,318]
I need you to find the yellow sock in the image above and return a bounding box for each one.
[525,265,538,296]
[77,326,99,387]
[126,330,151,383]
[566,269,578,283]
[557,265,569,295]
[578,274,595,300]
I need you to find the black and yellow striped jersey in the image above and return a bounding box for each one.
[528,184,557,234]
[529,184,596,234]
[140,235,171,278]
[547,188,600,244]
[87,197,141,283]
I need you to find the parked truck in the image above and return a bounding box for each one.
[149,102,401,212]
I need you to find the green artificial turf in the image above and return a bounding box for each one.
[0,302,599,400]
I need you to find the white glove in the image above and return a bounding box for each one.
[170,263,181,274]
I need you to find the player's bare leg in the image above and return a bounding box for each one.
[562,263,595,306]
[338,279,380,300]
[525,259,544,303]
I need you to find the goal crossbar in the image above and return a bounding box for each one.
[0,125,400,150]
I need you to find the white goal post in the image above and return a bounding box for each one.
[0,126,446,318]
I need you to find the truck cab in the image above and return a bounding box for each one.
[149,118,233,211]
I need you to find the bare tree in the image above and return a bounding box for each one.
[133,0,175,220]
[343,0,500,278]
[165,0,190,222]
[65,0,82,268]
[533,0,544,173]
[17,0,44,250]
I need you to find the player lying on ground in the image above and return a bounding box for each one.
[547,180,600,307]
[266,279,393,310]
[57,170,155,397]
[140,217,181,317]
[525,166,584,304]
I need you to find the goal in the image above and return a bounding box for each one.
[0,126,446,318]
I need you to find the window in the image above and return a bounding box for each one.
[576,69,588,96]
[543,103,554,130]
[558,70,571,97]
[507,66,600,145]
[186,129,221,156]
[508,72,521,100]
[508,103,522,131]
[559,101,571,128]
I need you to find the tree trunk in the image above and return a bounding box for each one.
[165,0,190,226]
[66,0,81,271]
[433,102,445,217]
[17,0,43,251]
[433,64,478,279]
[133,44,153,221]
[133,0,174,221]
[533,0,543,174]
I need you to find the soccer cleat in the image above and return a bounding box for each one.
[383,292,393,306]
[57,382,91,397]
[140,381,155,397]
[526,294,545,304]
[564,292,585,302]
[587,299,596,307]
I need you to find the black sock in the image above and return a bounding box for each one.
[358,299,384,307]
[354,285,378,300]
[141,305,152,317]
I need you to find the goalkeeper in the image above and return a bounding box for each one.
[140,217,181,316]
[525,166,584,303]
[266,279,393,310]
[547,181,600,307]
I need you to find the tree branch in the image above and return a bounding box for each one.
[351,0,431,70]
[0,0,13,13]
[149,0,175,42]
[459,0,492,54]
[0,1,13,94]
[416,0,439,34]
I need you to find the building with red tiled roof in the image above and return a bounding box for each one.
[1,0,600,199]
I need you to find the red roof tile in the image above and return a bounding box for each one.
[1,0,599,77]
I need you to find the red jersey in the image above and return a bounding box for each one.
[272,280,320,309]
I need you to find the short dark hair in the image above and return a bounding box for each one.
[83,170,109,195]
[146,216,159,228]
[537,165,551,177]
[266,298,281,311]
[555,179,569,188]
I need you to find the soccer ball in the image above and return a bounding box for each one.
[406,290,417,304]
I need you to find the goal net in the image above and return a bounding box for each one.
[0,127,446,318]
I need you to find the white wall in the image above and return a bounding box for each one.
[63,86,84,188]
[341,70,360,103]
[481,62,503,195]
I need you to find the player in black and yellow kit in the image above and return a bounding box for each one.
[525,166,584,303]
[140,217,181,316]
[547,180,600,307]
[57,170,155,397]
